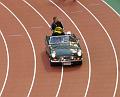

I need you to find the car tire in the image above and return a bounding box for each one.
[80,61,82,65]
[46,50,48,55]
[50,61,62,66]
[74,61,82,65]
[79,61,82,65]
[50,61,55,66]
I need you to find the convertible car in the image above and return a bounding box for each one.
[45,32,83,66]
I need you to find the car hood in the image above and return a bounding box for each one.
[51,44,79,56]
[55,48,77,56]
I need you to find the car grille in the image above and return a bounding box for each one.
[60,56,73,61]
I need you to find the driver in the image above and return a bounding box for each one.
[51,17,65,36]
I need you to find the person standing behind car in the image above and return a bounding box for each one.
[51,17,64,36]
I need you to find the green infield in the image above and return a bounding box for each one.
[105,0,120,15]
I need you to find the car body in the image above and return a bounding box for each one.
[45,33,83,66]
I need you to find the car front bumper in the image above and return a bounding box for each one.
[50,58,83,65]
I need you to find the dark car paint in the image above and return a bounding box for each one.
[45,34,82,66]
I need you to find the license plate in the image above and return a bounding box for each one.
[63,62,71,65]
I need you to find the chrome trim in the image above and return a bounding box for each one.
[51,58,82,63]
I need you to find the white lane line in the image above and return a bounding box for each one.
[70,10,83,14]
[31,26,44,29]
[89,3,101,6]
[22,1,64,97]
[76,1,119,97]
[22,0,51,28]
[102,0,120,17]
[8,34,23,37]
[49,0,91,97]
[0,2,37,97]
[56,66,63,97]
[0,30,10,97]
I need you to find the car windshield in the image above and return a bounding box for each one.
[49,35,70,44]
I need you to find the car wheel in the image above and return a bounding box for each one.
[50,61,55,66]
[80,61,82,65]
[79,61,82,65]
[74,61,82,65]
[46,50,48,55]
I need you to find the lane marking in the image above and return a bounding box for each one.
[56,66,63,97]
[31,26,44,29]
[88,3,101,7]
[8,34,23,37]
[23,0,51,28]
[0,2,37,97]
[102,0,120,17]
[76,1,119,97]
[22,1,64,97]
[49,0,91,97]
[0,30,10,97]
[70,10,83,14]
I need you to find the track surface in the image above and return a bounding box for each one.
[0,0,119,97]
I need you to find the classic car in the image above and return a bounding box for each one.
[45,32,83,66]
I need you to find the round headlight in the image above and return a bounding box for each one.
[77,50,82,56]
[51,51,56,58]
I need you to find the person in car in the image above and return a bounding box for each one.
[51,17,65,36]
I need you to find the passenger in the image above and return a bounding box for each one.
[51,17,65,36]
